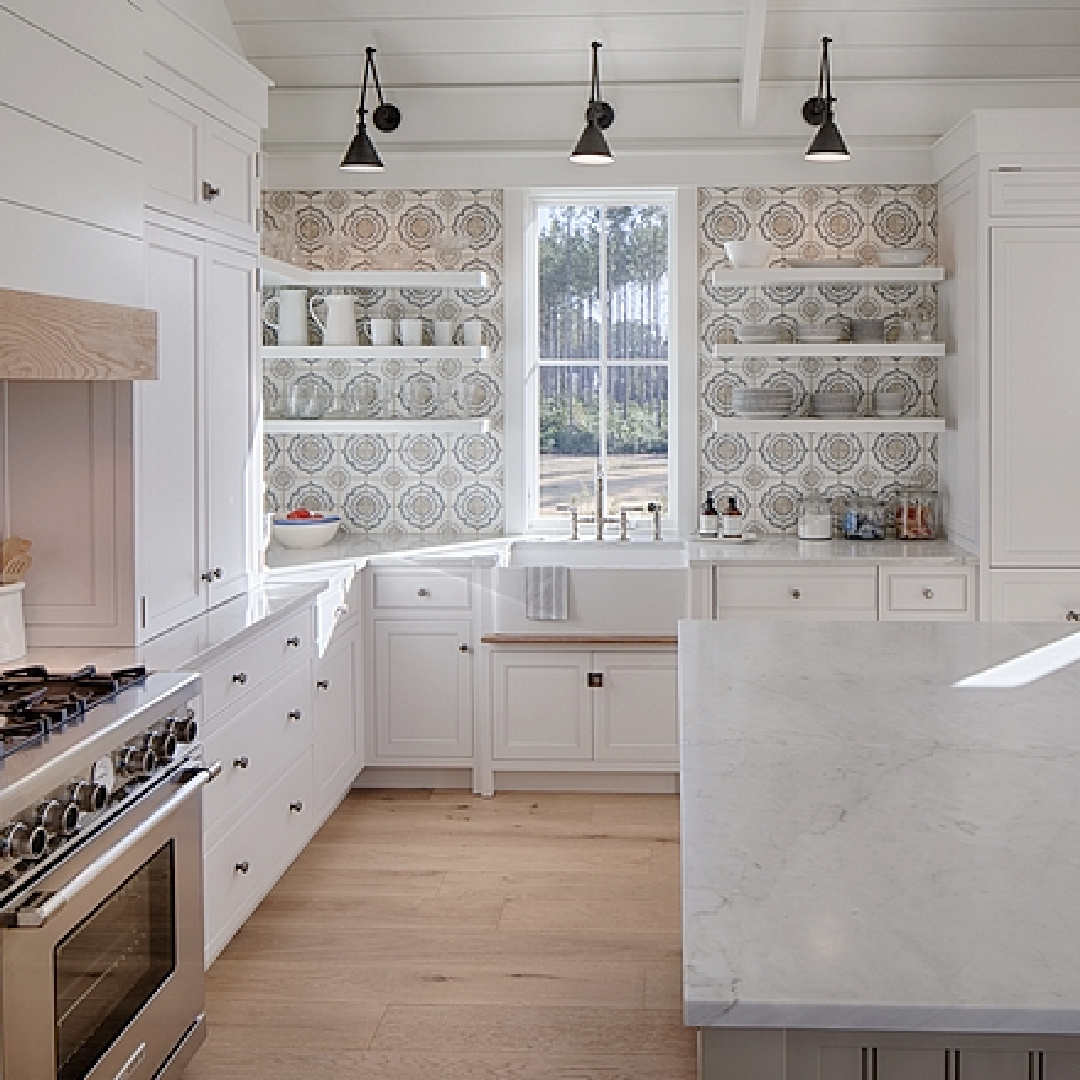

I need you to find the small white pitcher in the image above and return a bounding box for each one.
[263,288,309,347]
[309,291,358,347]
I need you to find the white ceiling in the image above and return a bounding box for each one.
[224,0,1080,179]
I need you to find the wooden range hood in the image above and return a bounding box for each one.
[0,288,158,380]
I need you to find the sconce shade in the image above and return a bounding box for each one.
[570,41,615,164]
[805,114,850,162]
[341,46,398,173]
[803,36,850,163]
[341,119,384,171]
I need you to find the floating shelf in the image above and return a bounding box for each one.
[711,268,945,286]
[711,417,946,434]
[710,343,944,358]
[265,418,490,435]
[261,345,488,360]
[261,257,488,290]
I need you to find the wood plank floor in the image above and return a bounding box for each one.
[183,789,696,1080]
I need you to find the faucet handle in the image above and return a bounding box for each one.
[555,504,581,541]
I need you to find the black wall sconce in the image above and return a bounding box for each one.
[570,41,615,165]
[341,46,401,172]
[803,36,850,162]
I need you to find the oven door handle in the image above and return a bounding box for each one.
[6,761,222,930]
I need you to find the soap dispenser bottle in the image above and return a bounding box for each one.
[699,491,719,537]
[721,496,744,539]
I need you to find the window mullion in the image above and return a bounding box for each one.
[598,206,608,500]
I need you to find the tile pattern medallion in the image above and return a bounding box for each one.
[261,189,504,536]
[699,184,939,536]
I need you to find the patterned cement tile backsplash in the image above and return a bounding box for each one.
[698,184,940,535]
[261,189,504,537]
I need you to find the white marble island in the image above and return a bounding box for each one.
[680,620,1080,1080]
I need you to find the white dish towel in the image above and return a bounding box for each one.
[525,566,568,621]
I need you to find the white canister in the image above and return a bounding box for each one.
[263,288,309,347]
[463,320,483,347]
[433,320,454,347]
[369,318,394,347]
[309,292,358,347]
[0,582,27,663]
[399,318,425,346]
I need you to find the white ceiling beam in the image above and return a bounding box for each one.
[739,0,767,129]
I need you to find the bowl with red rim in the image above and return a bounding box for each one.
[273,511,342,548]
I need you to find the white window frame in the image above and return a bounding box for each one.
[523,188,680,535]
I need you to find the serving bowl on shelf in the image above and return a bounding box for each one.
[786,257,862,269]
[735,323,784,344]
[796,322,846,344]
[273,514,342,549]
[810,392,858,418]
[724,240,772,269]
[877,248,931,268]
[732,387,793,419]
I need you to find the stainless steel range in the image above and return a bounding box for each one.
[0,665,214,1080]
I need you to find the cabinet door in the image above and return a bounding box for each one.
[593,650,679,764]
[991,227,1080,566]
[492,651,592,761]
[315,623,363,810]
[139,225,206,638]
[875,1048,948,1080]
[144,83,201,213]
[374,619,473,759]
[202,117,257,235]
[204,242,256,608]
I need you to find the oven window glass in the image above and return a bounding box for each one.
[53,842,176,1080]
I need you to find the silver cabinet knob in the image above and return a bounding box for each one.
[202,180,222,202]
[287,709,302,722]
[232,672,248,685]
[289,801,304,814]
[200,570,215,583]
[417,588,431,597]
[286,636,301,647]
[459,643,470,653]
[790,588,801,600]
[233,756,249,770]
[235,860,250,874]
[214,567,223,579]
[336,605,349,617]
[316,679,330,690]
[1066,610,1080,623]
[923,588,934,600]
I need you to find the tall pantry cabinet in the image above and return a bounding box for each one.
[935,109,1080,621]
[9,1,269,646]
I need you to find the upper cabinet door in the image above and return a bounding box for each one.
[202,117,257,235]
[991,227,1080,567]
[144,84,201,212]
[204,243,256,607]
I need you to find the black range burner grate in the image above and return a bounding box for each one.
[0,665,148,762]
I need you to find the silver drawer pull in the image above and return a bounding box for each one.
[287,709,302,722]
[790,588,801,600]
[417,588,431,597]
[202,180,222,202]
[232,672,247,685]
[336,605,348,617]
[923,588,934,600]
[235,861,250,874]
[459,643,470,653]
[233,756,249,770]
[1066,610,1080,623]
[286,636,301,647]
[316,679,330,690]
[289,801,304,814]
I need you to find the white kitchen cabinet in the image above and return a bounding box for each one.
[314,620,364,810]
[715,565,879,621]
[593,650,679,763]
[990,227,1080,568]
[989,570,1080,622]
[373,619,474,760]
[879,567,976,621]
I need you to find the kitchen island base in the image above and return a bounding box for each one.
[700,1028,1080,1080]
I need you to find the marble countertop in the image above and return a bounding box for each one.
[690,537,975,565]
[680,619,1080,1034]
[265,532,504,570]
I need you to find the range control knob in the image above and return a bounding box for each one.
[70,780,108,813]
[170,712,198,743]
[0,822,48,860]
[145,730,178,761]
[116,747,156,777]
[36,800,80,837]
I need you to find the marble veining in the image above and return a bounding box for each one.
[680,620,1080,1033]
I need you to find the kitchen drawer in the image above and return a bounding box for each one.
[989,570,1080,622]
[990,169,1080,219]
[200,607,312,723]
[880,568,976,621]
[714,566,878,620]
[372,569,472,611]
[204,746,314,965]
[202,663,313,849]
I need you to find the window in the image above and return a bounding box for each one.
[529,196,672,525]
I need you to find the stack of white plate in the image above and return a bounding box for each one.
[877,248,930,268]
[810,391,858,419]
[732,386,794,419]
[850,318,885,344]
[796,323,845,344]
[735,323,783,345]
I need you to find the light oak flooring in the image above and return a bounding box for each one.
[183,789,695,1080]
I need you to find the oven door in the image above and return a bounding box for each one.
[0,761,216,1080]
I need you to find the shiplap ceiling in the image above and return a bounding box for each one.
[226,0,1080,160]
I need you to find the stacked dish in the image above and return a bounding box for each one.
[724,240,772,269]
[787,257,861,269]
[732,386,793,419]
[796,323,845,344]
[810,391,858,419]
[877,248,930,268]
[874,390,906,417]
[735,323,783,345]
[850,318,885,344]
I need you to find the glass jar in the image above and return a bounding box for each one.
[843,496,886,541]
[798,495,833,540]
[896,488,940,541]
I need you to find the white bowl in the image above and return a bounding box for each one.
[877,248,930,268]
[273,516,341,549]
[724,240,772,269]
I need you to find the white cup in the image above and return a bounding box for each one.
[400,318,425,346]
[369,318,394,346]
[463,320,483,347]
[433,320,453,347]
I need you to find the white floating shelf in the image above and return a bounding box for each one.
[261,345,488,360]
[265,418,490,435]
[710,343,944,358]
[261,256,488,290]
[711,417,946,434]
[711,268,945,286]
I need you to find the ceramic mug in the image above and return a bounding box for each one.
[309,292,358,347]
[399,318,425,346]
[263,288,308,347]
[463,320,483,347]
[433,320,454,347]
[369,318,394,346]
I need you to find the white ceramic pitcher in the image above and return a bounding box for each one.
[262,288,309,347]
[309,291,358,347]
